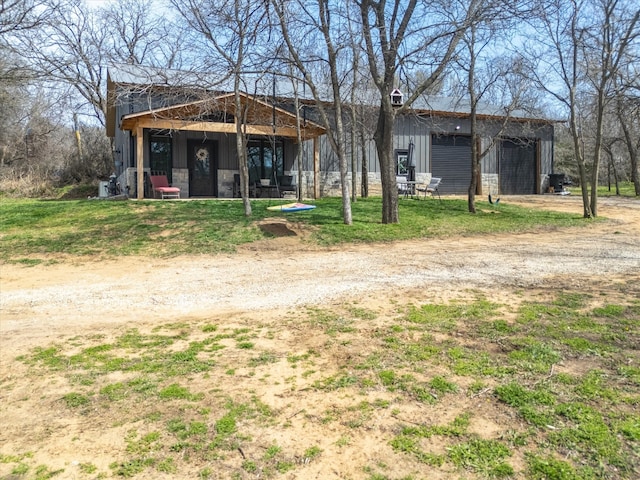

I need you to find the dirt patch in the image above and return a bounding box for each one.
[258,219,299,237]
[1,194,639,479]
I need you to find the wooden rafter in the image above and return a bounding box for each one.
[120,92,326,140]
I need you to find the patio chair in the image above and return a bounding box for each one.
[417,177,442,200]
[150,175,181,199]
[397,176,409,197]
[277,175,297,197]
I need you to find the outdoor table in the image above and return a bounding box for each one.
[397,180,423,199]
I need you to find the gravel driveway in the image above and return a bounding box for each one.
[1,195,639,349]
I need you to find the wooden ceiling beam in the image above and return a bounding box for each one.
[122,117,324,139]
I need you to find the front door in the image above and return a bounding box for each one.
[188,140,218,197]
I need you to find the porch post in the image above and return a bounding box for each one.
[536,138,541,194]
[313,137,320,199]
[136,126,144,200]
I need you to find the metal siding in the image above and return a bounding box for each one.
[482,140,498,173]
[394,115,431,174]
[217,135,235,170]
[111,87,556,195]
[431,135,473,194]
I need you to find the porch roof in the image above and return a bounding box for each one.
[119,92,326,140]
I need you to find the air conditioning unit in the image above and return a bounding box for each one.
[99,181,109,198]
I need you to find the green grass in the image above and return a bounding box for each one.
[568,181,638,198]
[0,196,590,261]
[5,287,638,479]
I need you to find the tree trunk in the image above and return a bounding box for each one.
[468,135,479,214]
[568,30,593,218]
[375,102,398,224]
[467,26,478,214]
[350,107,357,204]
[617,102,640,196]
[589,88,606,217]
[360,125,368,198]
[328,65,352,225]
[234,79,251,217]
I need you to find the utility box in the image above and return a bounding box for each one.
[98,181,109,198]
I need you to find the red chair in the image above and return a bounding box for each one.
[149,175,181,199]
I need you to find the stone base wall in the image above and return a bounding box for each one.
[172,169,188,198]
[121,167,440,199]
[120,167,188,198]
[482,173,499,195]
[121,167,150,197]
[310,171,431,197]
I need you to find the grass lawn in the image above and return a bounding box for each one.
[0,196,590,262]
[0,187,638,479]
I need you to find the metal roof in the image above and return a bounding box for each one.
[107,63,316,100]
[108,63,550,122]
[410,96,545,121]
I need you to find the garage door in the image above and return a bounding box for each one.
[499,139,536,194]
[431,135,472,194]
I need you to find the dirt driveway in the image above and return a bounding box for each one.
[1,194,639,355]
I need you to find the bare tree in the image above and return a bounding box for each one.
[358,0,472,223]
[272,0,353,225]
[13,0,108,124]
[173,0,273,217]
[529,0,639,217]
[2,0,191,190]
[582,0,639,214]
[101,0,187,69]
[616,92,640,195]
[529,0,592,215]
[0,0,56,35]
[457,1,536,213]
[13,0,184,126]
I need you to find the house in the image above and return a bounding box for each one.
[387,97,555,196]
[106,64,555,199]
[106,64,326,199]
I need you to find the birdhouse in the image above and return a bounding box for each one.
[390,88,404,107]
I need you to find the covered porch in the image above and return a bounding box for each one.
[119,92,326,199]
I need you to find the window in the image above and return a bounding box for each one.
[396,149,409,176]
[247,140,284,182]
[150,135,172,182]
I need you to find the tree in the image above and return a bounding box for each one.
[100,0,187,69]
[615,92,640,195]
[530,0,592,215]
[612,23,640,196]
[582,0,639,214]
[457,1,537,213]
[173,0,273,217]
[0,0,55,35]
[358,0,472,223]
[272,0,353,225]
[4,0,187,188]
[529,0,639,217]
[13,0,185,126]
[0,2,82,192]
[13,0,109,124]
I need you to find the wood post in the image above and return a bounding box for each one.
[313,137,320,199]
[136,127,144,199]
